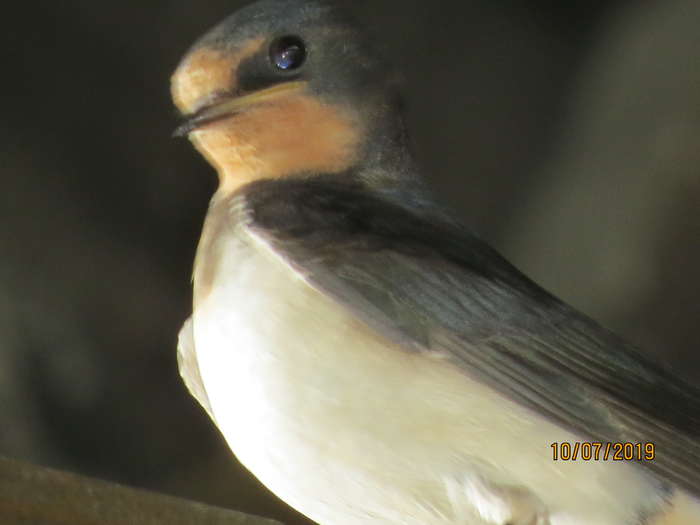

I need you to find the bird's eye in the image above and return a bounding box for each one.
[270,36,306,71]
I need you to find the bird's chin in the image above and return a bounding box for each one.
[174,80,309,137]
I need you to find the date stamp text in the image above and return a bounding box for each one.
[550,442,655,461]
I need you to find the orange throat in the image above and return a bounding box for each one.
[187,93,362,194]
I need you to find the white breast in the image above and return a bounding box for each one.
[190,218,668,525]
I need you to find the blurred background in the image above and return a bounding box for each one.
[1,0,698,523]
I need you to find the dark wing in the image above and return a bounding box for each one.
[241,177,700,496]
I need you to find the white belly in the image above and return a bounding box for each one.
[191,228,666,525]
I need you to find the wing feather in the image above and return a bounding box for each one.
[240,177,700,495]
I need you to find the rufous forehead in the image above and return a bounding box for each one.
[171,37,265,115]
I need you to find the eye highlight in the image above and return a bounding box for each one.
[270,36,307,71]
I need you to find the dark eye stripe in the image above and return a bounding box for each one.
[270,36,306,71]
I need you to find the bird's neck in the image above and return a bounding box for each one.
[351,106,434,208]
[188,92,426,203]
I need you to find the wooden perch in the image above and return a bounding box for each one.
[0,456,282,525]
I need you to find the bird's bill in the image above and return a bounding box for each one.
[174,80,308,137]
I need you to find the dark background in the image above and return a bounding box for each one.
[1,0,698,523]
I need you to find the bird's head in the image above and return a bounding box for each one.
[171,0,414,194]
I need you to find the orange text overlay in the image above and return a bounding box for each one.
[550,442,655,461]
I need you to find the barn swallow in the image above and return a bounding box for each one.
[171,1,700,523]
